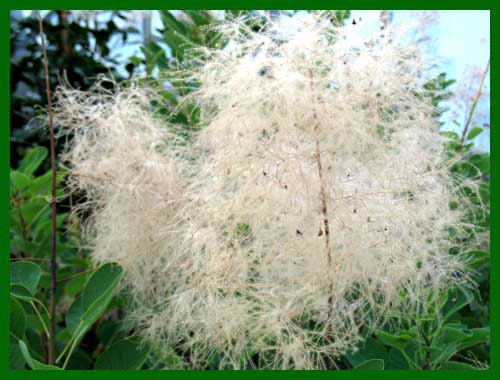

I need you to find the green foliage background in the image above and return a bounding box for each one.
[9,10,490,370]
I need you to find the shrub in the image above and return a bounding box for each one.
[55,14,484,369]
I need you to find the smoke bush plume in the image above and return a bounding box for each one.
[56,14,478,369]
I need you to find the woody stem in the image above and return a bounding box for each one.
[308,68,335,369]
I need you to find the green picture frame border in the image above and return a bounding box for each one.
[2,1,496,378]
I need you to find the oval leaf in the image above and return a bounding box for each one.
[94,338,151,370]
[442,288,474,323]
[10,261,42,296]
[19,147,48,175]
[10,284,38,302]
[82,263,123,311]
[19,340,62,370]
[438,325,473,344]
[466,127,483,141]
[440,361,479,370]
[456,327,490,351]
[10,296,26,340]
[65,273,91,298]
[10,171,32,193]
[465,251,490,270]
[355,358,385,370]
[66,263,123,341]
[347,337,388,367]
[27,170,67,197]
[10,336,25,369]
[376,330,412,351]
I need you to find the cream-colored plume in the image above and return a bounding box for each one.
[56,14,476,369]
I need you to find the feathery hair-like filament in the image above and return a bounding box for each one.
[56,14,480,369]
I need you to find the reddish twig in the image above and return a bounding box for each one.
[460,59,490,145]
[10,257,50,262]
[38,15,58,365]
[57,11,72,57]
[57,268,95,283]
[308,68,336,370]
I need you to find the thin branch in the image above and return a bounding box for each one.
[14,196,29,243]
[57,11,72,57]
[308,68,336,370]
[57,268,95,283]
[38,15,58,366]
[10,257,50,262]
[460,59,490,145]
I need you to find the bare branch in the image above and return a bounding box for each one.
[37,15,58,366]
[460,59,490,145]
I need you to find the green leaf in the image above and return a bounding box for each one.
[184,10,213,27]
[468,154,490,176]
[347,337,388,367]
[456,327,489,352]
[19,147,48,175]
[161,11,188,34]
[33,212,67,241]
[10,171,32,193]
[466,127,483,140]
[65,273,91,298]
[442,288,474,323]
[354,358,384,370]
[25,313,50,334]
[96,319,122,346]
[160,11,196,60]
[376,330,413,350]
[27,170,67,197]
[65,263,123,354]
[435,324,473,345]
[441,131,459,140]
[430,343,459,365]
[10,296,26,339]
[66,297,84,335]
[439,361,480,370]
[164,348,183,369]
[65,348,94,370]
[466,250,490,270]
[81,263,123,315]
[448,326,473,342]
[10,336,25,369]
[430,323,481,366]
[19,340,63,370]
[94,338,151,370]
[385,347,410,369]
[20,197,50,228]
[10,283,37,302]
[10,238,40,257]
[10,261,42,296]
[430,324,480,366]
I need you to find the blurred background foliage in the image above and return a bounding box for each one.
[9,10,490,370]
[10,10,136,166]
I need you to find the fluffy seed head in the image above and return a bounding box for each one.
[56,14,478,369]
